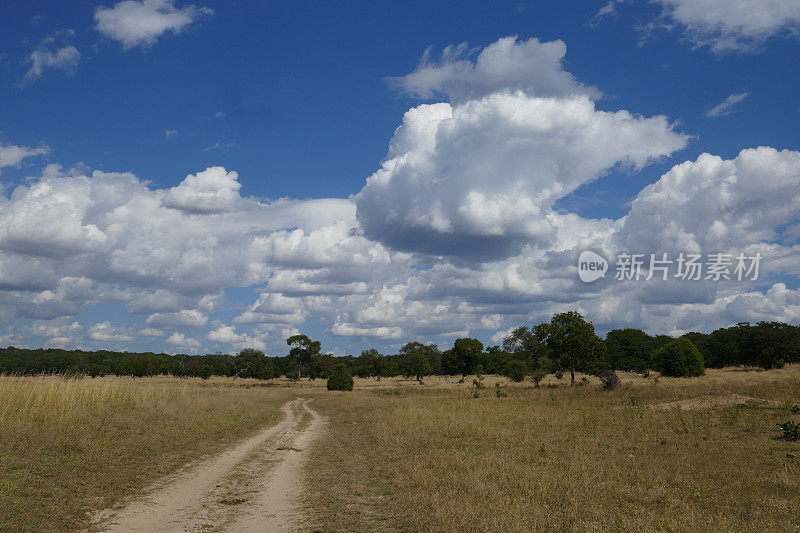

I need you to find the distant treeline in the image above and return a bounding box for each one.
[1,316,798,381]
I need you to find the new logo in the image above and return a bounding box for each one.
[577,250,608,283]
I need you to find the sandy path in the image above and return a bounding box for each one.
[95,397,323,532]
[231,399,323,532]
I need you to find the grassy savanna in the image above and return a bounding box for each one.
[303,366,800,532]
[0,375,294,531]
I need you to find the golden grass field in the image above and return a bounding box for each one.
[0,375,293,531]
[1,367,799,531]
[301,367,800,532]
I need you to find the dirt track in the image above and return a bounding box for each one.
[95,398,322,532]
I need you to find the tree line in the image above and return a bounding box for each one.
[1,315,798,381]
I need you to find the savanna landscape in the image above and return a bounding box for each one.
[2,1,800,531]
[1,316,799,531]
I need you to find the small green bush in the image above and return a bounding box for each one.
[778,420,800,442]
[503,360,528,382]
[599,371,620,391]
[650,338,705,377]
[326,364,354,391]
[530,367,547,388]
[199,364,212,380]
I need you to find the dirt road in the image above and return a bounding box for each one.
[95,398,323,532]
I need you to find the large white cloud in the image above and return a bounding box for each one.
[618,147,800,253]
[356,93,687,259]
[95,0,212,49]
[656,0,800,52]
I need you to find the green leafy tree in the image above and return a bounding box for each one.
[605,328,652,372]
[399,342,437,384]
[503,326,548,367]
[450,338,484,376]
[541,311,604,386]
[503,359,528,382]
[287,334,322,379]
[235,348,267,379]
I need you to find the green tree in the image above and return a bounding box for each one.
[235,348,267,378]
[450,338,484,376]
[399,342,437,384]
[503,359,528,382]
[541,311,604,386]
[503,326,548,368]
[287,334,322,379]
[605,328,652,372]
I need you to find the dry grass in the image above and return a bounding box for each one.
[0,375,294,531]
[303,366,800,532]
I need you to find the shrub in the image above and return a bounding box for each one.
[199,365,212,380]
[472,378,485,390]
[326,364,353,391]
[555,371,564,380]
[778,420,800,442]
[504,360,528,382]
[650,338,705,377]
[530,367,547,388]
[599,371,620,391]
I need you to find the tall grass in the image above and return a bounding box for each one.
[0,375,292,531]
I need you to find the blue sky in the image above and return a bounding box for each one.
[0,0,799,355]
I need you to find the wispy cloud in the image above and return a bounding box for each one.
[95,0,213,50]
[164,129,178,139]
[203,142,235,152]
[23,44,80,85]
[706,92,749,118]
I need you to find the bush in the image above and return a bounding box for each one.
[504,360,528,382]
[199,364,212,380]
[599,371,620,391]
[326,364,353,391]
[530,367,547,388]
[650,338,705,377]
[778,420,800,442]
